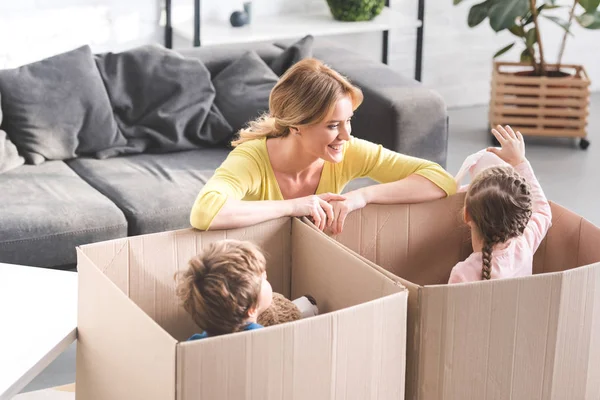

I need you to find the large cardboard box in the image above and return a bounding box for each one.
[75,217,408,400]
[325,193,600,400]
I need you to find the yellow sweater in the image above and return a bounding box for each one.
[190,137,456,230]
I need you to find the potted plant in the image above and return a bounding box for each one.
[326,0,386,21]
[454,0,600,149]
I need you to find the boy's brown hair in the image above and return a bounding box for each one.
[466,165,533,280]
[175,239,267,336]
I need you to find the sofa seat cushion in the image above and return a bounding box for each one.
[0,161,128,268]
[67,149,230,236]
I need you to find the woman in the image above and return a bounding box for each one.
[190,58,457,234]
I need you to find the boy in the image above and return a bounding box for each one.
[176,239,273,339]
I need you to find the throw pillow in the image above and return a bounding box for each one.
[0,92,24,173]
[270,35,314,76]
[94,44,233,158]
[0,45,123,164]
[212,51,279,135]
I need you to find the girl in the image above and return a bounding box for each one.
[448,125,552,283]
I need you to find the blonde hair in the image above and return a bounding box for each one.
[231,58,364,147]
[465,166,533,280]
[175,239,267,336]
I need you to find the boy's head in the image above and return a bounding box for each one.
[176,239,273,336]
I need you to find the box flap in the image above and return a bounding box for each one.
[177,294,407,400]
[76,237,129,294]
[534,202,600,274]
[76,247,177,400]
[291,218,404,312]
[330,195,470,286]
[79,219,292,342]
[419,264,600,399]
[301,215,422,398]
[549,263,600,399]
[418,274,562,399]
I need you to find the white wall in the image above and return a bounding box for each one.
[1,0,598,108]
[0,0,160,70]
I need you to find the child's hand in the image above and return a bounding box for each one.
[487,125,526,167]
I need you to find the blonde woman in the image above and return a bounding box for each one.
[190,58,457,234]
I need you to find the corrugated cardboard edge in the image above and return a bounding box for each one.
[420,262,600,399]
[550,262,600,399]
[175,291,408,400]
[293,218,408,399]
[299,217,416,399]
[76,245,178,400]
[298,217,405,287]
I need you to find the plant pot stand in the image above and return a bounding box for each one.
[489,61,591,150]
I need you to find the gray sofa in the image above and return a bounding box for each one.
[0,38,449,270]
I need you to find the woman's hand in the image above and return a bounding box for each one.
[487,125,526,167]
[327,191,368,235]
[290,193,346,231]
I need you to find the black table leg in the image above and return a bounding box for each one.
[194,0,201,46]
[415,0,425,81]
[164,0,172,48]
[382,30,389,65]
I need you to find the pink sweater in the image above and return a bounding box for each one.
[448,160,552,283]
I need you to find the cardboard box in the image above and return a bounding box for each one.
[323,193,600,400]
[75,217,409,400]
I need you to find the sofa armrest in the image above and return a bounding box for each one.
[311,43,449,168]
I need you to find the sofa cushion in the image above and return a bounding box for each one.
[212,51,280,135]
[177,42,283,78]
[93,44,233,158]
[67,149,230,236]
[0,45,123,165]
[0,92,24,174]
[270,34,314,76]
[0,130,23,174]
[0,161,127,268]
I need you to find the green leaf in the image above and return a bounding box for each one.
[454,0,465,5]
[468,1,492,27]
[509,25,526,36]
[542,15,574,34]
[523,11,534,25]
[521,48,534,63]
[578,0,600,13]
[521,4,546,26]
[577,11,600,28]
[526,28,537,46]
[489,0,529,32]
[493,42,516,58]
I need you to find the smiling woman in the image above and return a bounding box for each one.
[189,58,457,234]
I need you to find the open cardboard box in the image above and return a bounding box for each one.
[320,193,600,400]
[75,217,409,400]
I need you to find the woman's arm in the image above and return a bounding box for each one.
[204,192,345,230]
[189,148,265,230]
[342,138,457,204]
[351,174,447,205]
[190,147,345,230]
[326,138,456,234]
[197,197,294,230]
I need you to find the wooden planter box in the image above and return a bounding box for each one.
[489,61,591,149]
